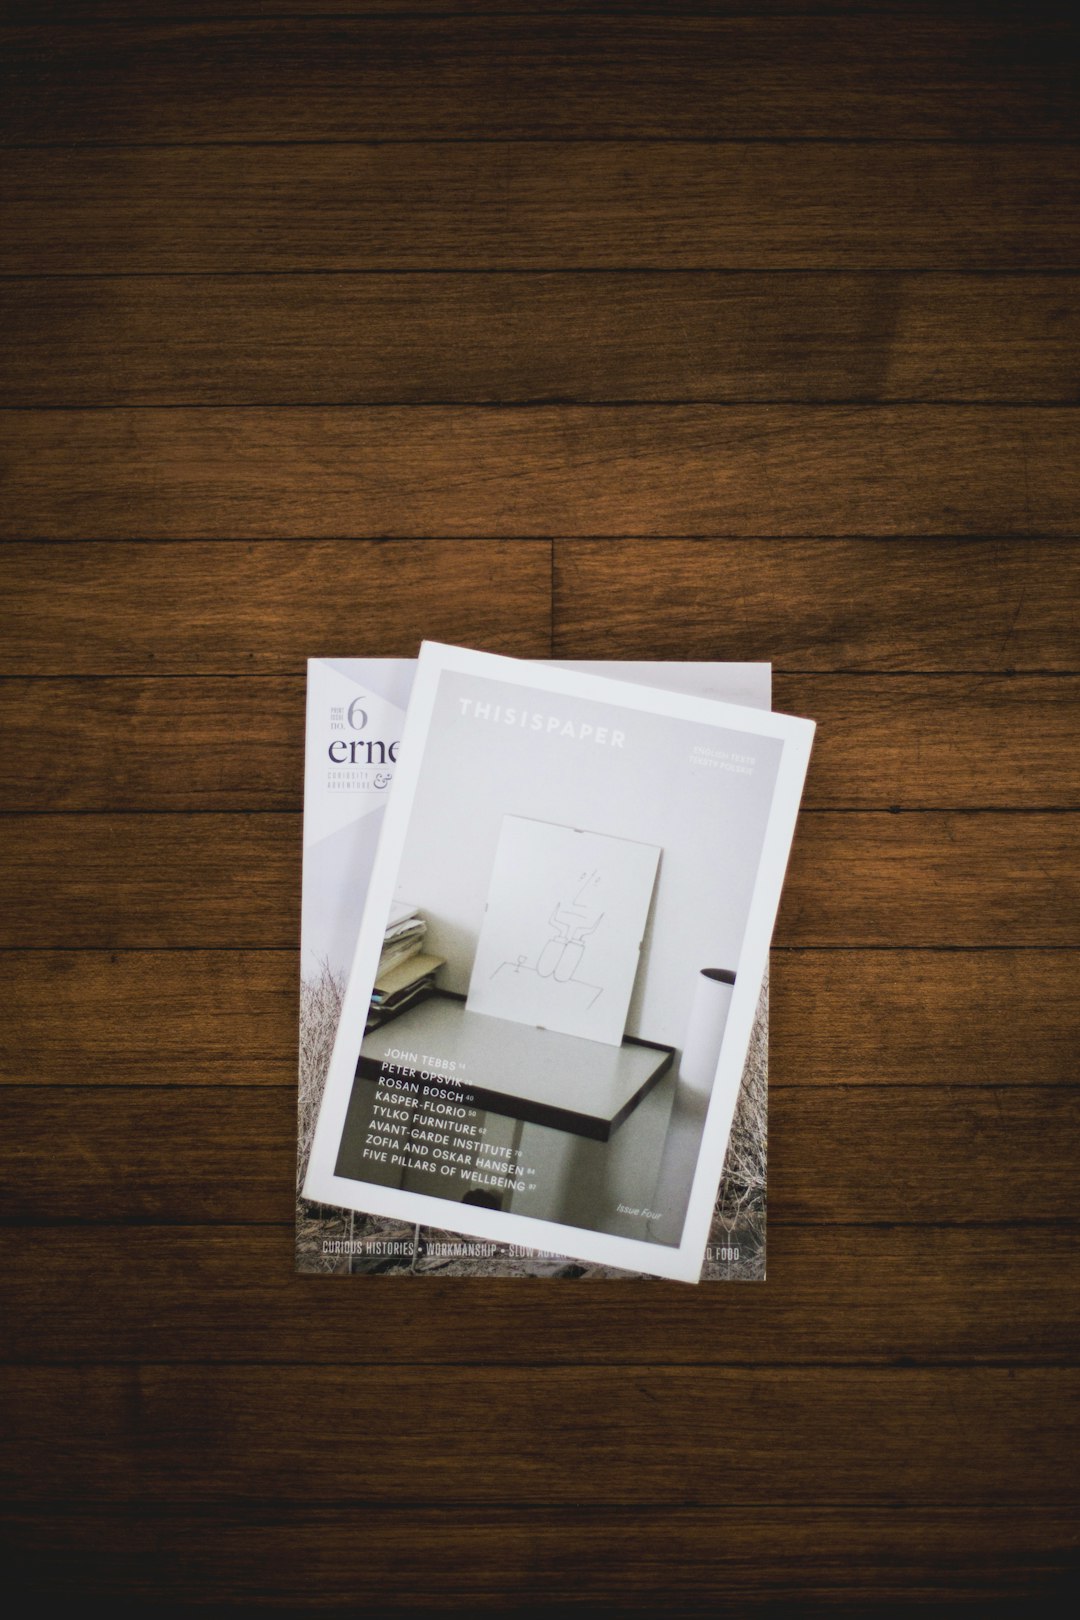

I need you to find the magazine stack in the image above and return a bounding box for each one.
[298,645,813,1284]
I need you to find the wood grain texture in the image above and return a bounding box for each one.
[554,539,1080,669]
[769,950,1080,1090]
[7,1,1067,19]
[2,0,1077,1607]
[2,1225,1078,1365]
[2,1365,1077,1504]
[0,541,552,674]
[772,676,1080,806]
[0,812,1076,949]
[2,15,1074,143]
[5,948,1074,1091]
[6,1504,1078,1614]
[4,273,1078,405]
[0,951,298,1087]
[4,145,1077,274]
[4,540,1076,674]
[2,407,1076,538]
[3,1084,1077,1225]
[2,674,1076,810]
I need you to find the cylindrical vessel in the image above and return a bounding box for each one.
[677,968,736,1098]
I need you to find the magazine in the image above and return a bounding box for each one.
[300,644,813,1284]
[297,654,771,1279]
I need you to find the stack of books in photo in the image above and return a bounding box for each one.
[365,902,445,1032]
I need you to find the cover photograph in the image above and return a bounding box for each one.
[302,643,814,1284]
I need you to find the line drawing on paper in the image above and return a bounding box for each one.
[467,816,661,1045]
[490,867,606,1008]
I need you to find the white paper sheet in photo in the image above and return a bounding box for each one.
[466,817,661,1045]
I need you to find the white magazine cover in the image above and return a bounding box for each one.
[300,644,813,1284]
[296,655,771,1279]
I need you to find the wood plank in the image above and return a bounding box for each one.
[2,15,1074,144]
[4,145,1077,274]
[5,1504,1077,1612]
[767,1086,1080,1225]
[0,1364,1076,1504]
[554,539,1080,670]
[1,1084,1076,1225]
[4,274,1079,406]
[8,2,1062,19]
[0,814,307,950]
[3,949,1075,1092]
[771,950,1079,1090]
[780,813,1079,947]
[2,407,1076,539]
[4,540,1075,676]
[0,951,298,1087]
[2,1225,1077,1365]
[775,676,1080,808]
[0,813,1075,949]
[0,541,552,675]
[2,675,1076,811]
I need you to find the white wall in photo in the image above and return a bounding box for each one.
[394,670,783,1055]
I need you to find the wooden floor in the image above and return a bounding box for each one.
[1,3,1078,1612]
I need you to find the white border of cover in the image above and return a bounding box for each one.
[304,642,814,1283]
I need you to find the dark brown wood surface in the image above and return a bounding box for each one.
[6,274,1078,405]
[1,4,1076,1612]
[3,13,1075,142]
[6,146,1079,274]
